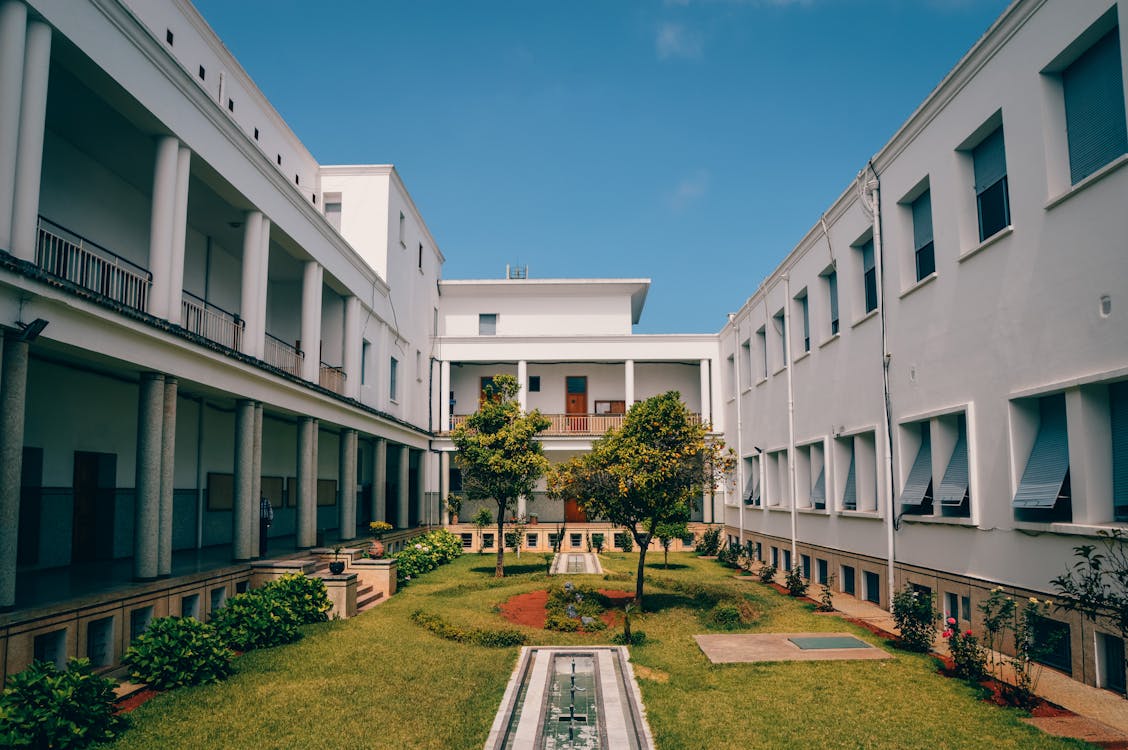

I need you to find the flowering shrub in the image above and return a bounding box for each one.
[942,617,987,682]
[545,581,608,631]
[785,565,809,597]
[393,529,463,585]
[892,585,938,653]
[368,521,393,539]
[757,563,777,584]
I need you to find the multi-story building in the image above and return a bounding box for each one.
[0,0,1123,696]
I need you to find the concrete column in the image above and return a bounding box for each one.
[238,211,263,357]
[0,0,27,252]
[157,377,177,576]
[439,451,450,526]
[415,449,427,526]
[296,417,315,548]
[517,360,528,412]
[166,146,190,325]
[134,373,165,580]
[1067,386,1114,525]
[310,422,319,538]
[397,444,409,529]
[517,494,527,520]
[232,400,255,561]
[343,296,361,399]
[255,218,270,359]
[300,261,323,382]
[0,334,28,608]
[10,20,50,262]
[440,360,451,431]
[250,403,262,555]
[624,359,635,410]
[372,438,387,524]
[146,136,179,318]
[339,429,357,539]
[699,359,711,426]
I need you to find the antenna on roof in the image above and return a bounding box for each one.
[505,264,528,280]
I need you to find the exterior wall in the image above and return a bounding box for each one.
[441,286,634,337]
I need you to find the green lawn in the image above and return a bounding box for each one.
[105,552,1089,750]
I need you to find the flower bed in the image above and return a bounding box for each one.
[393,529,463,585]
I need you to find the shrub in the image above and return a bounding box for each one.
[545,581,608,632]
[123,616,233,690]
[259,573,331,625]
[210,591,302,651]
[394,529,464,585]
[942,618,987,683]
[617,533,634,553]
[611,630,647,645]
[892,585,938,653]
[716,542,744,569]
[590,533,605,553]
[757,563,777,584]
[817,574,836,612]
[785,566,809,597]
[0,658,125,749]
[695,526,723,556]
[410,610,527,647]
[706,598,758,630]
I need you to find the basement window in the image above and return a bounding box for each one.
[166,29,174,45]
[198,65,206,81]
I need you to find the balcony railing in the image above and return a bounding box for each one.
[181,291,243,350]
[446,412,704,436]
[35,217,151,313]
[319,362,346,394]
[264,333,303,376]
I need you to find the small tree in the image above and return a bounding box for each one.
[472,508,492,555]
[648,516,689,569]
[549,392,733,607]
[452,375,550,577]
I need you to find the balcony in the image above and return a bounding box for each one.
[35,216,151,313]
[446,412,704,437]
[264,333,303,377]
[319,362,346,395]
[181,291,243,350]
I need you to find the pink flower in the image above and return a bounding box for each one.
[946,617,956,625]
[965,630,973,637]
[942,629,953,638]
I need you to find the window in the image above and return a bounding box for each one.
[227,98,235,112]
[527,533,538,548]
[783,549,792,572]
[1032,617,1072,674]
[840,437,857,511]
[816,558,828,586]
[1063,27,1127,184]
[482,533,495,549]
[433,307,439,336]
[770,546,779,567]
[726,354,736,397]
[294,174,300,185]
[961,595,972,623]
[841,565,856,596]
[864,571,881,604]
[756,326,767,379]
[740,339,752,386]
[825,269,840,334]
[389,357,398,401]
[1013,393,1070,521]
[460,533,473,549]
[973,126,1010,241]
[911,189,935,281]
[945,592,959,622]
[900,422,934,514]
[478,313,497,336]
[198,65,206,80]
[254,127,259,141]
[810,443,826,510]
[1113,382,1128,522]
[859,239,877,313]
[165,28,174,45]
[398,212,405,246]
[418,242,423,269]
[772,309,787,367]
[938,415,972,518]
[528,375,541,392]
[570,533,582,549]
[277,154,282,165]
[325,201,342,231]
[361,340,370,385]
[797,291,810,353]
[742,455,760,506]
[800,554,811,580]
[1099,632,1126,694]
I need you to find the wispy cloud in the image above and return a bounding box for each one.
[655,22,703,60]
[667,169,710,212]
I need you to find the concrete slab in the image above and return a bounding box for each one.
[1021,716,1128,745]
[695,633,892,664]
[550,552,603,575]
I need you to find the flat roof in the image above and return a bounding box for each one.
[440,278,651,324]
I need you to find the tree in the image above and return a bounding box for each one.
[549,391,733,607]
[648,515,689,569]
[451,374,550,577]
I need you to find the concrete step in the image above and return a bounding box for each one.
[357,591,384,612]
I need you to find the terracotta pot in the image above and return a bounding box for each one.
[369,540,385,559]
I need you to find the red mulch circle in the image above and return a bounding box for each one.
[114,687,161,714]
[499,589,635,631]
[932,655,1075,718]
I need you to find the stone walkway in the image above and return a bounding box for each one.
[695,632,891,663]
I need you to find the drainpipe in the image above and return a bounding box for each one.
[783,274,798,566]
[730,313,745,546]
[863,163,897,610]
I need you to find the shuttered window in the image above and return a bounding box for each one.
[478,313,497,336]
[1112,381,1128,521]
[827,271,839,334]
[911,189,935,281]
[842,447,857,511]
[938,419,971,510]
[1013,395,1070,510]
[899,425,933,507]
[811,464,826,509]
[1064,29,1128,184]
[743,471,760,505]
[860,240,877,313]
[973,127,1010,241]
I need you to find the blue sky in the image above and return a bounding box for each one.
[194,0,1009,334]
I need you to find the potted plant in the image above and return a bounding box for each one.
[328,545,346,575]
[529,512,538,525]
[445,493,463,525]
[368,521,392,559]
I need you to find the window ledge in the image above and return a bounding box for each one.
[797,507,829,516]
[1045,153,1128,211]
[959,225,1012,264]
[766,505,792,513]
[741,386,753,395]
[851,308,878,329]
[755,376,768,387]
[901,515,977,527]
[1013,520,1127,538]
[818,333,840,349]
[899,271,938,300]
[839,509,882,520]
[792,350,811,365]
[726,396,736,404]
[772,364,788,377]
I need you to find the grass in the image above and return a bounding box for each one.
[105,552,1089,749]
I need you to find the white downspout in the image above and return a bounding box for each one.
[731,314,745,546]
[784,274,798,567]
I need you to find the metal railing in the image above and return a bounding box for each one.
[319,362,347,394]
[264,333,303,376]
[181,291,243,350]
[446,412,702,436]
[35,217,151,313]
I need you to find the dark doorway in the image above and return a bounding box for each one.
[72,451,116,563]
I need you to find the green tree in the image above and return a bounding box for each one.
[452,374,550,577]
[648,515,689,569]
[549,391,733,607]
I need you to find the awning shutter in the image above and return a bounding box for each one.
[973,127,1008,193]
[1013,396,1069,509]
[811,465,826,506]
[938,428,970,507]
[899,432,933,507]
[842,450,857,510]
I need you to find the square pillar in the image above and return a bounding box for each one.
[296,417,316,548]
[517,360,528,412]
[250,403,263,556]
[625,359,635,410]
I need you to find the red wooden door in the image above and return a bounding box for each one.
[565,376,587,431]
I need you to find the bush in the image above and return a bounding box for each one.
[706,598,758,630]
[892,585,938,653]
[817,574,836,612]
[615,533,634,552]
[590,533,605,553]
[716,542,744,569]
[545,581,608,632]
[0,658,125,749]
[259,573,331,625]
[123,616,232,690]
[785,566,809,597]
[695,526,723,556]
[942,619,987,683]
[757,563,777,584]
[610,630,647,646]
[410,610,527,647]
[394,529,464,585]
[210,591,302,651]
